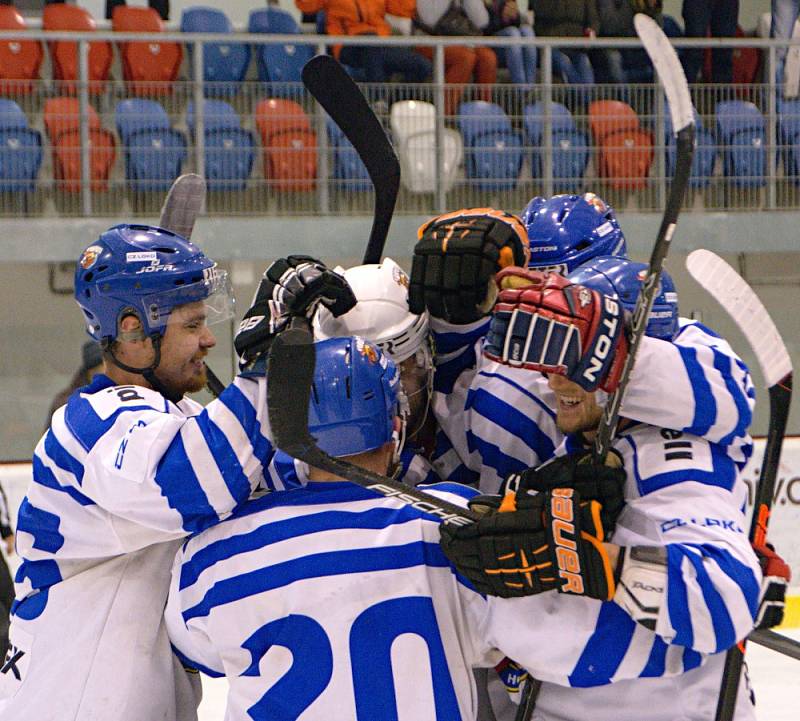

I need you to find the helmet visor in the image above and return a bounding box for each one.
[142,267,235,331]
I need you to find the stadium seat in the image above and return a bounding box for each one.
[112,6,183,96]
[115,99,187,191]
[523,102,589,187]
[44,97,115,192]
[42,4,113,95]
[588,100,654,190]
[664,101,717,188]
[457,101,522,191]
[180,7,250,97]
[0,99,41,191]
[0,7,43,96]
[390,100,462,193]
[326,117,371,191]
[248,8,313,95]
[703,26,761,86]
[778,98,800,183]
[255,98,317,191]
[715,100,766,187]
[186,99,243,135]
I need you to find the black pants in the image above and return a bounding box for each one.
[681,0,739,83]
[0,554,13,659]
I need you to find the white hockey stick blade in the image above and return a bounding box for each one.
[158,173,206,240]
[686,249,792,388]
[635,13,694,134]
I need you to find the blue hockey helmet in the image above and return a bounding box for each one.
[74,224,234,344]
[309,336,401,457]
[521,193,627,274]
[568,256,680,340]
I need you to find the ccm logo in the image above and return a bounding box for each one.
[582,297,620,385]
[551,488,584,594]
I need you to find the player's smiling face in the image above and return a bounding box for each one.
[548,373,603,435]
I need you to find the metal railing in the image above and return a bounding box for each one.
[0,30,798,217]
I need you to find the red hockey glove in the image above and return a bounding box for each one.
[484,268,629,392]
[753,541,791,630]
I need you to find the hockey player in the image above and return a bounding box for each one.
[164,335,627,720]
[410,205,754,493]
[0,226,354,721]
[439,266,763,721]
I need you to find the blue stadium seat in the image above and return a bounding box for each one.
[664,102,716,188]
[180,7,250,96]
[0,99,41,191]
[523,102,588,187]
[186,99,242,135]
[248,8,313,95]
[115,99,187,192]
[458,101,522,190]
[715,100,766,187]
[204,127,255,191]
[327,117,370,191]
[778,98,800,184]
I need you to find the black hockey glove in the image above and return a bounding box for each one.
[440,485,617,600]
[753,541,791,630]
[409,209,529,325]
[234,255,356,368]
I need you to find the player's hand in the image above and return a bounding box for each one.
[409,209,529,324]
[234,255,356,368]
[753,541,791,630]
[484,268,629,392]
[440,484,618,600]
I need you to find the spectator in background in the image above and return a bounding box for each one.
[45,340,104,427]
[771,0,800,86]
[485,0,538,85]
[415,0,498,115]
[0,479,13,660]
[594,0,662,84]
[295,0,432,84]
[680,0,739,84]
[532,0,599,86]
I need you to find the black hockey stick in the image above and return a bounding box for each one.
[593,14,696,463]
[685,249,794,721]
[301,55,400,264]
[749,629,800,662]
[158,173,225,397]
[266,318,479,526]
[516,16,696,721]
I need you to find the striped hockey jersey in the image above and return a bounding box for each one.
[0,372,273,721]
[431,318,755,493]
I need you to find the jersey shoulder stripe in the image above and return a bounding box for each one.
[674,344,716,437]
[42,425,86,486]
[32,454,94,507]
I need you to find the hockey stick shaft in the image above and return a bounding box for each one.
[685,249,793,721]
[301,55,400,265]
[594,16,695,462]
[748,629,800,662]
[266,318,479,525]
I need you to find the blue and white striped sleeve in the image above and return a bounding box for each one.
[71,376,273,539]
[621,321,755,461]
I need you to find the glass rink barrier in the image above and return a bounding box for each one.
[0,26,797,217]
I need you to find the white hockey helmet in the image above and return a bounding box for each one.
[312,258,429,364]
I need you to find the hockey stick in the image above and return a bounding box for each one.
[266,318,479,526]
[301,55,401,264]
[685,249,794,721]
[515,17,697,721]
[749,629,800,662]
[158,173,225,397]
[593,14,695,463]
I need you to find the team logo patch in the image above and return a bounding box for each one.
[392,264,409,289]
[80,245,103,269]
[578,287,592,307]
[583,192,608,214]
[356,337,379,363]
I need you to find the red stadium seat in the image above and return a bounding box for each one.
[44,97,115,192]
[112,6,183,96]
[0,7,43,96]
[42,4,113,95]
[255,98,317,192]
[588,100,654,190]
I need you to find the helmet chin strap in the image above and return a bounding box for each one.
[105,333,184,405]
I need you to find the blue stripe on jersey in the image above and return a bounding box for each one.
[171,643,224,678]
[474,371,557,424]
[682,647,703,672]
[183,541,451,621]
[434,348,477,396]
[268,451,302,490]
[431,432,480,486]
[568,602,635,687]
[625,435,737,496]
[64,391,158,453]
[32,455,94,507]
[640,638,667,678]
[154,433,218,533]
[418,481,479,501]
[192,411,252,507]
[433,320,489,355]
[218,382,273,469]
[466,430,528,480]
[43,428,85,486]
[713,351,752,449]
[11,558,62,620]
[676,345,715,438]
[180,506,426,590]
[689,543,760,619]
[667,545,693,648]
[16,499,64,552]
